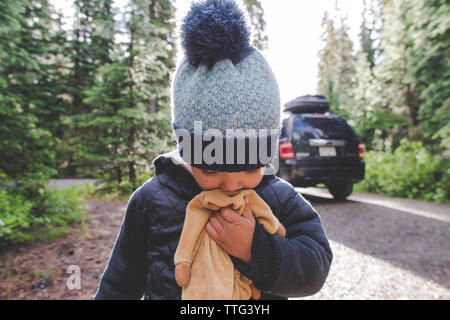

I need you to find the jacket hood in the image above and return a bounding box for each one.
[150,152,202,201]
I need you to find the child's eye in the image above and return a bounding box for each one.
[201,169,217,176]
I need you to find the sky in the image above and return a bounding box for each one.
[52,0,363,105]
[173,0,363,104]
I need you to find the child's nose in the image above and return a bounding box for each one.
[220,173,243,193]
[220,182,242,194]
[221,186,241,193]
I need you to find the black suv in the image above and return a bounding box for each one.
[277,95,365,200]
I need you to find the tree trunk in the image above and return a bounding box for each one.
[117,166,122,185]
[128,161,136,182]
[148,99,156,114]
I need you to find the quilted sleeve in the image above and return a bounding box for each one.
[267,186,333,297]
[94,188,149,300]
[231,181,332,298]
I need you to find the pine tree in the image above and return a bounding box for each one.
[243,0,268,51]
[350,0,386,150]
[351,48,376,147]
[74,0,176,188]
[360,0,382,69]
[317,5,356,118]
[61,0,117,177]
[406,0,450,156]
[73,0,115,94]
[317,12,339,111]
[334,11,356,118]
[371,0,422,150]
[0,0,64,184]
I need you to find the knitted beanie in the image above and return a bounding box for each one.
[171,0,281,172]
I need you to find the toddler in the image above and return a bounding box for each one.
[95,0,332,300]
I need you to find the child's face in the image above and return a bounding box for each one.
[191,167,265,193]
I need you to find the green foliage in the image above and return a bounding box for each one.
[407,0,450,156]
[317,5,356,118]
[243,0,269,51]
[318,0,449,155]
[66,0,176,186]
[0,185,85,247]
[58,0,117,178]
[0,189,33,243]
[0,0,86,249]
[355,139,449,202]
[317,0,449,203]
[0,0,272,249]
[0,0,62,181]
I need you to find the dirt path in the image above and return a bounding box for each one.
[1,190,449,300]
[0,200,126,300]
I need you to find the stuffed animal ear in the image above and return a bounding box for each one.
[250,284,261,300]
[175,262,191,288]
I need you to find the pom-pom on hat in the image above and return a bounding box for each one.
[172,0,281,172]
[181,0,253,69]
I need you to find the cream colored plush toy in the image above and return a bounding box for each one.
[174,189,286,300]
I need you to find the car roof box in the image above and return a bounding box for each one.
[284,95,330,114]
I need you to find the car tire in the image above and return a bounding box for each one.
[326,181,353,200]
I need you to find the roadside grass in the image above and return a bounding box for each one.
[0,176,146,250]
[0,185,87,250]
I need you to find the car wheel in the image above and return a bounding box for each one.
[326,181,353,200]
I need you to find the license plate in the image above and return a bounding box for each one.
[296,152,310,158]
[319,147,336,157]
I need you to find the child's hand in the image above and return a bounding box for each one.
[206,196,255,265]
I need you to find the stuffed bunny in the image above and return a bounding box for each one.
[174,189,286,300]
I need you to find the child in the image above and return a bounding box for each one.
[94,0,332,300]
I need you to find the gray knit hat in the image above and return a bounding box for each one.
[171,0,281,172]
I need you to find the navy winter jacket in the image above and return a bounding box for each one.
[94,153,333,300]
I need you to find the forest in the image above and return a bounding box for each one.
[0,0,448,246]
[317,0,449,202]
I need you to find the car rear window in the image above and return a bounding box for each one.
[293,116,354,137]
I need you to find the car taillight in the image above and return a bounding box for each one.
[358,143,364,159]
[279,142,294,159]
[309,114,329,119]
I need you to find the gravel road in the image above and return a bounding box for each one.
[295,187,450,300]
